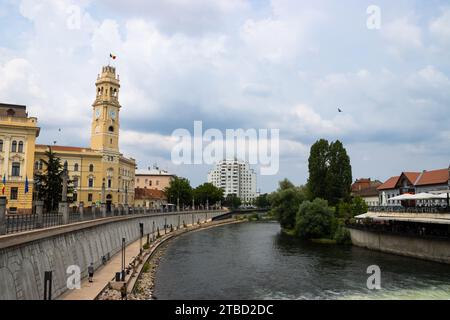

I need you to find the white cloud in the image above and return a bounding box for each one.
[382,16,423,55]
[429,8,450,45]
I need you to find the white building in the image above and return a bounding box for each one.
[207,159,257,203]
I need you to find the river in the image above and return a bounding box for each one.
[153,221,450,300]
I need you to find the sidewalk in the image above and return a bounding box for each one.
[60,227,170,300]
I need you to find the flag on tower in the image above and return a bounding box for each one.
[110,53,117,60]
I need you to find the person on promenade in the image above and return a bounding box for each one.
[88,263,94,283]
[120,283,127,300]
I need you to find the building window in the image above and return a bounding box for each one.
[149,180,152,186]
[10,187,18,200]
[72,193,77,202]
[74,163,79,171]
[108,126,114,132]
[156,180,159,186]
[88,178,93,188]
[0,140,3,152]
[89,164,94,172]
[18,141,23,153]
[88,193,93,202]
[73,177,79,188]
[11,141,17,152]
[108,179,112,188]
[34,161,39,170]
[11,162,20,177]
[39,160,43,170]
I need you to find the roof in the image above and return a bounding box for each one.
[402,172,421,184]
[353,185,380,197]
[134,187,167,200]
[415,168,449,186]
[377,176,400,190]
[35,144,95,153]
[0,103,28,117]
[135,168,174,176]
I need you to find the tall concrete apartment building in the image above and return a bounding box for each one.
[207,159,257,204]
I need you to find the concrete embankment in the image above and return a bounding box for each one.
[349,228,450,265]
[0,210,225,300]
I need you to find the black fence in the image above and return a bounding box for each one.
[368,206,450,214]
[4,205,223,235]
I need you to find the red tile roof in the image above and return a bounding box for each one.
[36,144,92,152]
[377,176,400,190]
[134,188,166,200]
[415,169,449,186]
[402,172,421,184]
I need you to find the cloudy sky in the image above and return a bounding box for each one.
[1,0,450,192]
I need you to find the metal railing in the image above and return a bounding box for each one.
[368,206,450,214]
[2,204,223,235]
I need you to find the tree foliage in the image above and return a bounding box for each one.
[254,193,270,208]
[307,139,352,205]
[193,182,224,205]
[295,198,335,240]
[269,179,306,229]
[164,177,193,207]
[223,193,241,209]
[34,148,65,211]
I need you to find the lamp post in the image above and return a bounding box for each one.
[121,237,126,281]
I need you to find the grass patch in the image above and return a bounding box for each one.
[311,238,337,244]
[142,262,151,273]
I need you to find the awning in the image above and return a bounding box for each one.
[388,193,415,201]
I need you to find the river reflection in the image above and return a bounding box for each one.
[153,222,450,300]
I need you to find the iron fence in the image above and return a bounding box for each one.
[3,205,224,235]
[368,206,450,214]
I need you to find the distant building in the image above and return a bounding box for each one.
[135,167,175,191]
[207,159,257,204]
[0,103,40,213]
[134,187,167,209]
[378,167,450,206]
[351,178,382,206]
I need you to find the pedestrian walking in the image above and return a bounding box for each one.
[120,283,127,300]
[88,263,94,283]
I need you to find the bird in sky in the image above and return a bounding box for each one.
[338,107,343,113]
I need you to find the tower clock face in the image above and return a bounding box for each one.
[110,110,116,119]
[95,108,101,119]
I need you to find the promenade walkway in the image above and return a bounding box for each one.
[59,218,236,300]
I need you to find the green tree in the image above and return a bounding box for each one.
[164,177,193,207]
[269,179,306,229]
[306,139,352,205]
[306,139,329,200]
[295,198,335,240]
[34,147,65,211]
[223,193,241,209]
[254,193,270,208]
[351,196,368,216]
[193,183,224,205]
[326,140,352,205]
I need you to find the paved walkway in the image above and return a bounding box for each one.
[59,227,171,300]
[59,219,236,300]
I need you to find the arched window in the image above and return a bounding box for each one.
[0,140,3,152]
[89,164,94,172]
[88,178,94,188]
[11,141,17,152]
[18,141,23,153]
[113,88,117,97]
[74,163,79,171]
[108,126,114,132]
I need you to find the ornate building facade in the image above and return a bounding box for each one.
[0,104,40,213]
[34,65,135,209]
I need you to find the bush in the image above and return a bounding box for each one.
[295,198,335,240]
[142,242,150,250]
[142,262,151,273]
[333,221,351,244]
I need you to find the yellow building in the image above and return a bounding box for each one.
[35,65,136,209]
[0,104,40,214]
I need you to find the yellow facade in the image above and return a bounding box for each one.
[34,65,135,208]
[0,104,40,213]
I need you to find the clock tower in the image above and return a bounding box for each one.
[91,65,121,152]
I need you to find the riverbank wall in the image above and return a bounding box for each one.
[0,210,225,300]
[349,228,450,264]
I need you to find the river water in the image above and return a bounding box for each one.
[153,222,450,300]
